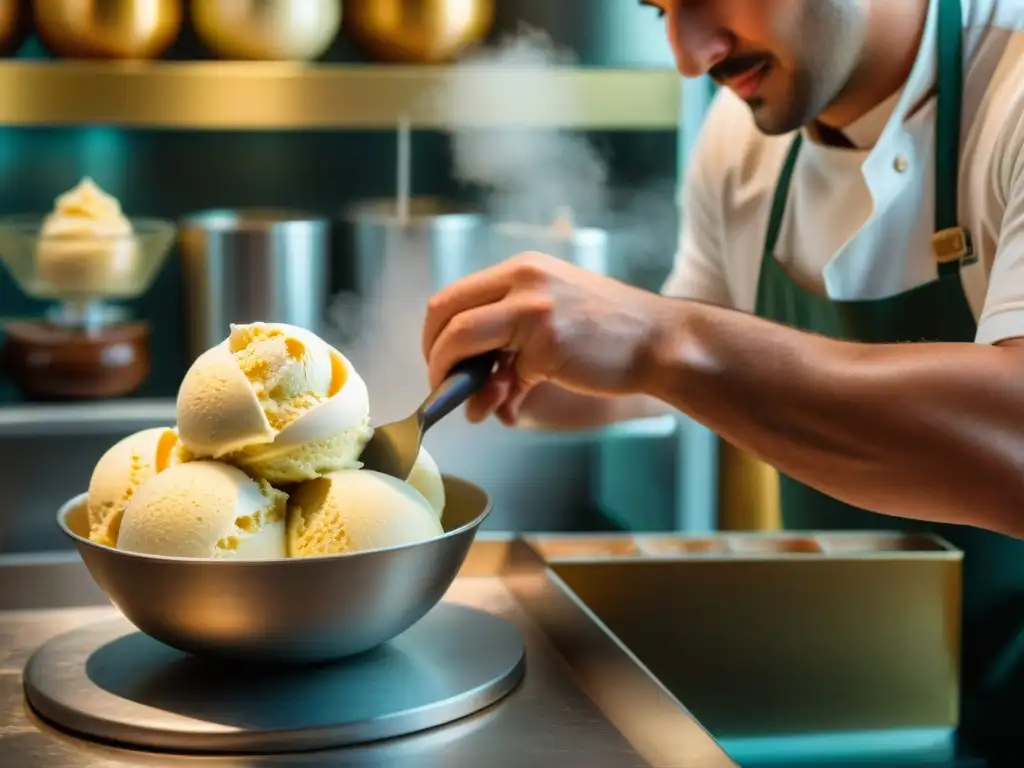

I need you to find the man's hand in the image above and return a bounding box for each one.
[422,252,675,425]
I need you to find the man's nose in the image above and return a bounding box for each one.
[670,12,732,77]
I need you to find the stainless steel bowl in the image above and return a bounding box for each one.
[58,475,491,664]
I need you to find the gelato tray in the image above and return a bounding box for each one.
[0,538,736,768]
[527,531,961,745]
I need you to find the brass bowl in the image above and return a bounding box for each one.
[192,0,341,61]
[0,0,30,57]
[33,0,182,60]
[344,0,494,64]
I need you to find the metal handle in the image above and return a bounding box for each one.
[419,351,501,432]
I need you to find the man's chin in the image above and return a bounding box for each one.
[749,100,806,136]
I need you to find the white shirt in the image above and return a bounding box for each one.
[663,0,1024,346]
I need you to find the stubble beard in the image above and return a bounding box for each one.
[749,0,869,136]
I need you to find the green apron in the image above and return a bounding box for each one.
[755,0,1024,755]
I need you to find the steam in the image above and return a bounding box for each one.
[323,26,680,421]
[442,28,609,227]
[438,26,679,285]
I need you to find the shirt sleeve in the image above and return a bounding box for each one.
[661,94,733,306]
[975,108,1024,345]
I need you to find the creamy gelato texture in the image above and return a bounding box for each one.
[86,427,184,547]
[176,322,372,482]
[82,323,452,563]
[287,469,442,558]
[407,446,445,519]
[36,177,137,295]
[116,461,288,559]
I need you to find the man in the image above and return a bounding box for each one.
[423,0,1024,757]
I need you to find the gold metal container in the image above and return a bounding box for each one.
[33,0,182,60]
[0,0,30,57]
[525,531,962,740]
[344,0,494,64]
[192,0,341,61]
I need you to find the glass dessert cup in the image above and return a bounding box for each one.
[0,216,176,400]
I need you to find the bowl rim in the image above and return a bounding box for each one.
[58,474,492,567]
[0,214,177,240]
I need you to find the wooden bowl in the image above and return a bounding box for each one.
[344,0,494,63]
[1,321,150,400]
[192,0,341,61]
[33,0,182,60]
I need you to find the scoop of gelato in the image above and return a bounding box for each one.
[406,446,445,519]
[117,461,288,560]
[287,469,442,558]
[36,177,137,296]
[86,427,186,547]
[176,323,372,482]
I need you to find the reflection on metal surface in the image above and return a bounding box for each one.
[0,399,175,437]
[0,0,30,57]
[0,62,681,129]
[178,208,330,365]
[24,605,525,753]
[504,540,736,767]
[718,438,781,531]
[32,0,183,60]
[192,0,341,61]
[0,548,733,767]
[344,0,494,63]
[525,532,961,739]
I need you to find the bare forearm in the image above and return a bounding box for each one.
[518,384,669,432]
[643,302,1024,536]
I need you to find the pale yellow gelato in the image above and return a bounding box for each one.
[86,427,186,547]
[407,446,445,519]
[117,461,288,559]
[36,177,137,296]
[176,323,372,483]
[287,469,442,558]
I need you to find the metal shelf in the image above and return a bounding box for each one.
[0,399,176,438]
[0,399,679,440]
[0,61,681,130]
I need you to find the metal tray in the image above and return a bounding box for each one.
[524,531,962,743]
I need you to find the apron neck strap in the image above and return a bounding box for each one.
[936,0,963,233]
[935,0,968,277]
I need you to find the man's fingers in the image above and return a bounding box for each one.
[421,263,515,363]
[496,380,534,426]
[465,375,512,423]
[426,301,518,389]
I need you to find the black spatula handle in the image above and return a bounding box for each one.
[419,351,501,432]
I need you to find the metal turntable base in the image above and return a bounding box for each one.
[23,603,526,755]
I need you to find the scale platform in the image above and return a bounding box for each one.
[23,603,526,754]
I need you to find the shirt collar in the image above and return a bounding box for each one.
[843,86,905,149]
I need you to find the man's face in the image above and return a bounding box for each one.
[641,0,868,134]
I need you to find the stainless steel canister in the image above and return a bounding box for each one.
[487,221,611,276]
[329,198,484,347]
[178,209,329,363]
[487,214,676,293]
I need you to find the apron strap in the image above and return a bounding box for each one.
[934,0,969,277]
[764,134,804,257]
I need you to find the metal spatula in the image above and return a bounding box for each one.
[359,351,500,480]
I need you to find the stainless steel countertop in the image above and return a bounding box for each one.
[0,542,736,768]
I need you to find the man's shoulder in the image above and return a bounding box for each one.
[966,21,1024,194]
